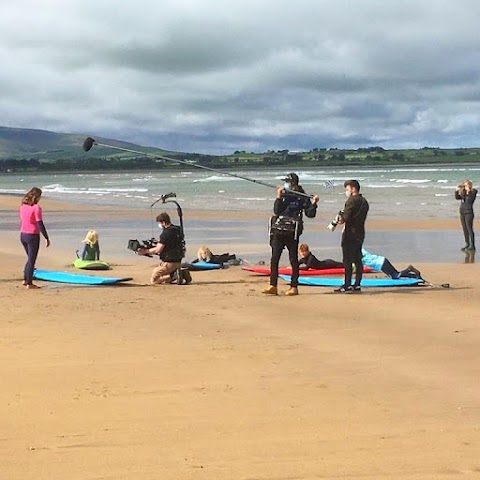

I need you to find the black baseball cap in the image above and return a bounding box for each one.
[283,172,299,185]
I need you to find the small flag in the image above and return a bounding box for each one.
[324,180,335,189]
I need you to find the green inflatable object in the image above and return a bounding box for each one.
[74,259,110,270]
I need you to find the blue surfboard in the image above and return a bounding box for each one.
[280,275,424,287]
[182,262,222,271]
[34,269,132,285]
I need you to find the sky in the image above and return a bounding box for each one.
[1,0,480,155]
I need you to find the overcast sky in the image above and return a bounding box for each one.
[1,0,479,154]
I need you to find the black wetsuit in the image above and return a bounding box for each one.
[299,252,343,270]
[455,188,477,249]
[269,187,317,287]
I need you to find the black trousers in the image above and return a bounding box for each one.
[460,212,475,248]
[20,232,40,285]
[341,238,364,287]
[269,234,299,287]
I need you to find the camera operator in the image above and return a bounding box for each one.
[262,173,319,296]
[137,212,184,285]
[334,180,369,293]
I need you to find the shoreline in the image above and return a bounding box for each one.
[0,194,472,265]
[0,193,463,228]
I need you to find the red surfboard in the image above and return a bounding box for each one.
[242,266,373,276]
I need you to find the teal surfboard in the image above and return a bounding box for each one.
[182,262,222,271]
[280,275,424,287]
[34,269,132,285]
[74,259,110,270]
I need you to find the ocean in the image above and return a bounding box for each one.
[1,164,478,264]
[0,164,478,216]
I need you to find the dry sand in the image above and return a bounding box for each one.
[1,195,479,479]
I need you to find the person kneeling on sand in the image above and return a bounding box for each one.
[361,248,422,279]
[137,212,185,285]
[298,243,343,270]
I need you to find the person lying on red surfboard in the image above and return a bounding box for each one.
[298,243,343,270]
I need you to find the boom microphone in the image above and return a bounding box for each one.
[82,137,315,199]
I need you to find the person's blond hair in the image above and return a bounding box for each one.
[197,246,213,262]
[83,230,98,247]
[22,187,42,205]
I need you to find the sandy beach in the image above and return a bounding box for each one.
[1,195,479,479]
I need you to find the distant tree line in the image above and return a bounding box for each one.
[1,146,480,173]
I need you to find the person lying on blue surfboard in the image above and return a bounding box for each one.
[298,243,422,279]
[361,248,422,279]
[192,246,238,265]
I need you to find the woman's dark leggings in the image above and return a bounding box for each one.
[20,233,40,285]
[382,259,400,278]
[460,213,475,248]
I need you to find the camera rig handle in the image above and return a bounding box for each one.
[150,192,176,208]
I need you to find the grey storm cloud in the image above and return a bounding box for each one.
[1,0,480,154]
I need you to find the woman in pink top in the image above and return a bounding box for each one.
[19,187,50,289]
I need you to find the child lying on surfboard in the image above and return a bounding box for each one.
[298,244,343,270]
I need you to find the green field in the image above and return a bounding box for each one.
[1,126,479,172]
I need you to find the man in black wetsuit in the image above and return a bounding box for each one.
[262,173,319,296]
[335,180,369,294]
[137,212,186,284]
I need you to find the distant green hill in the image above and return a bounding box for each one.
[1,126,480,172]
[0,126,178,160]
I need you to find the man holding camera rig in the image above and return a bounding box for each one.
[334,180,369,293]
[262,173,319,296]
[137,212,186,285]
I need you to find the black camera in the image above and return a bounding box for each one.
[127,238,158,253]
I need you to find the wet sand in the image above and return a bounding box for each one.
[1,195,480,479]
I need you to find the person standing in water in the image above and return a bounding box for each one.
[455,180,477,251]
[19,187,50,289]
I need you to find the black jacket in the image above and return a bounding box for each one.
[272,186,317,236]
[455,188,477,215]
[341,194,369,243]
